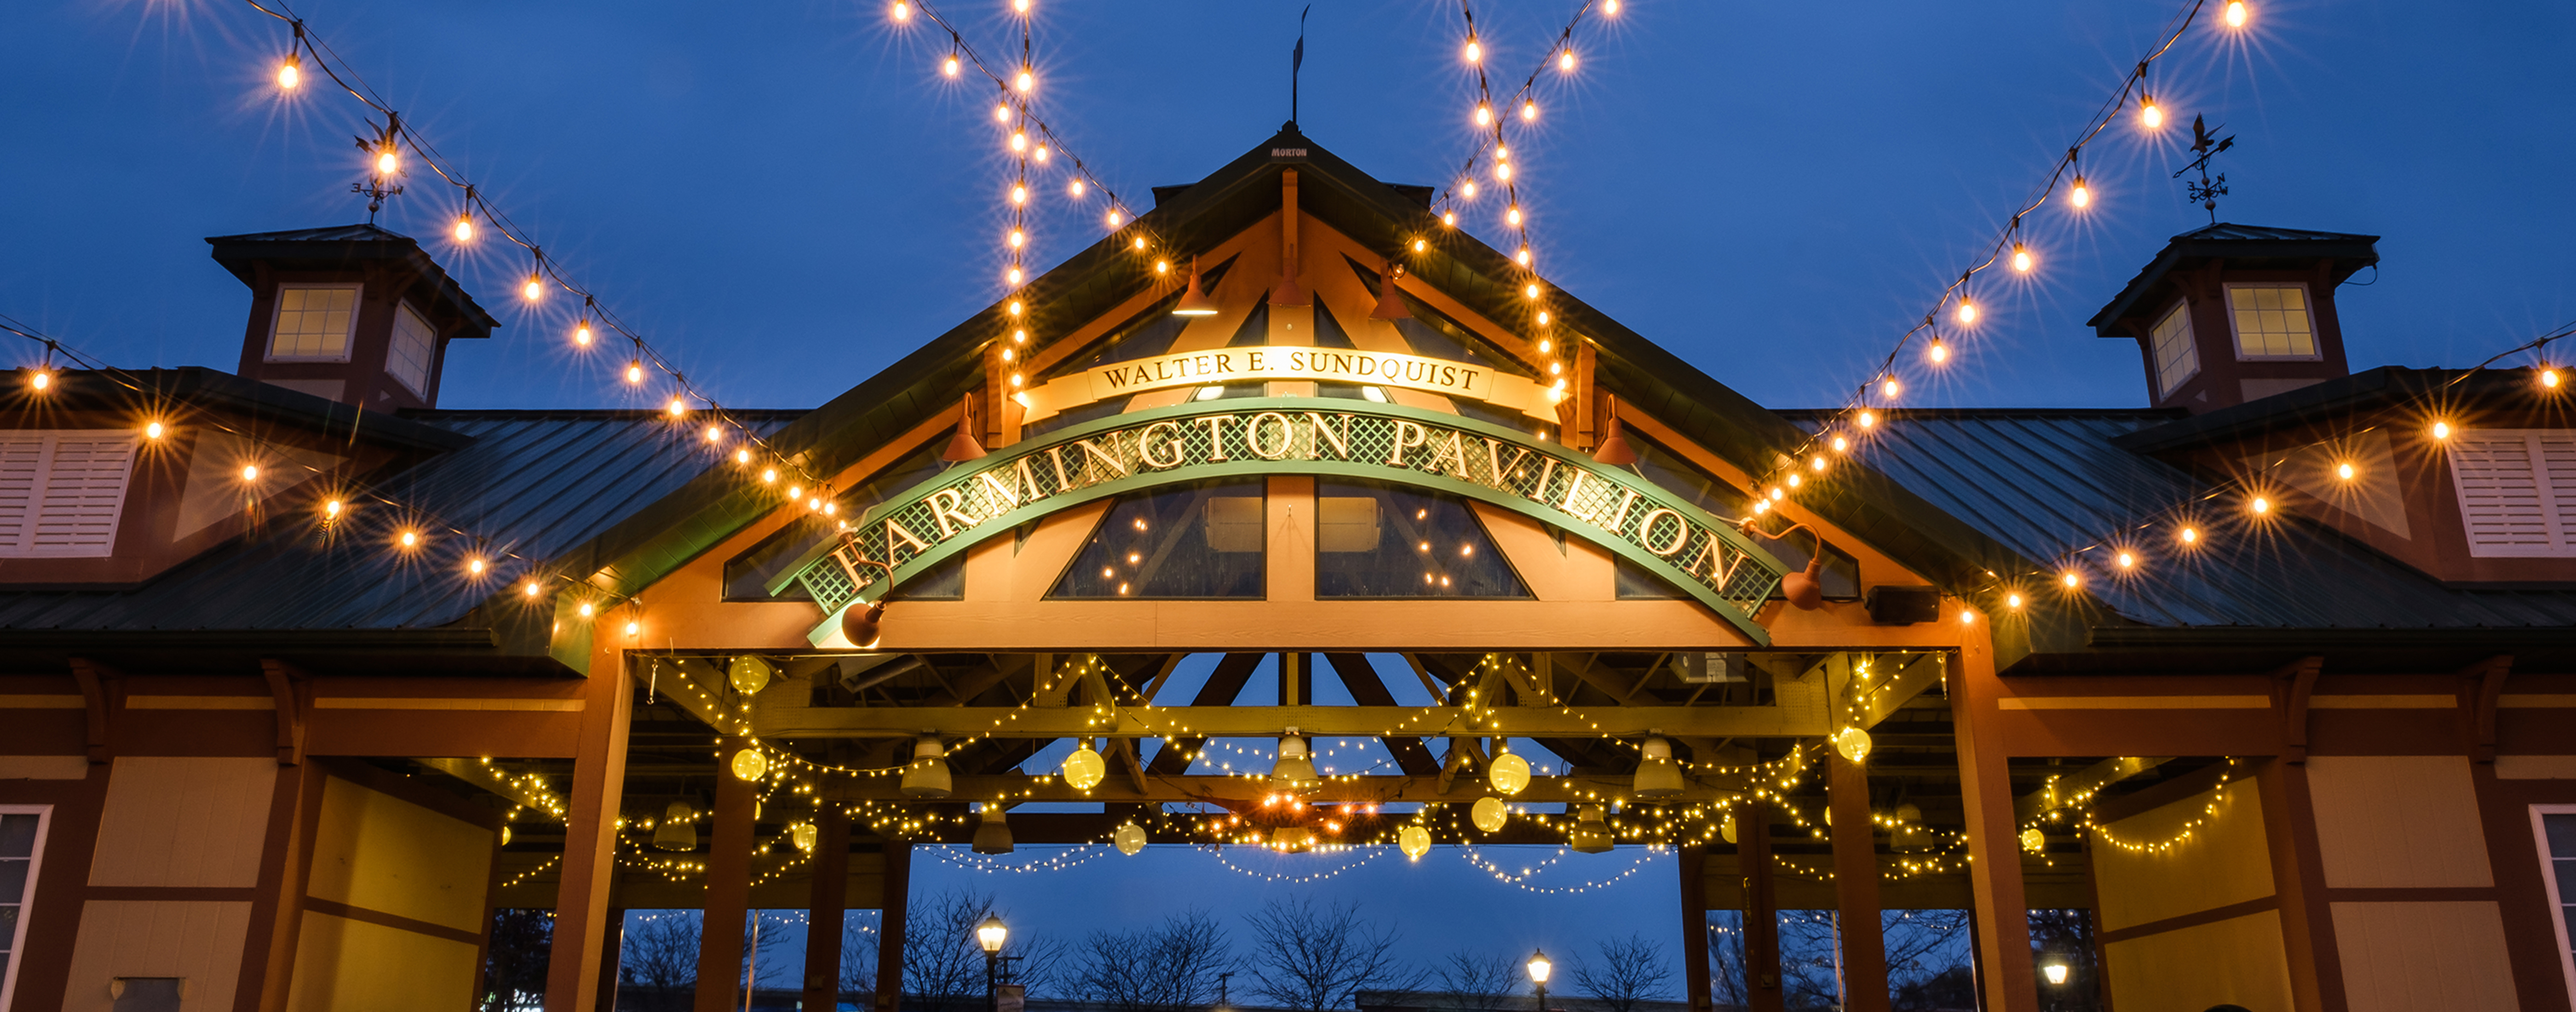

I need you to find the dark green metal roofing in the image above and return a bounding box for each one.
[2086,222,2379,336]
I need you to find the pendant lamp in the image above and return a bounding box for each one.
[941,393,986,462]
[1173,257,1219,316]
[900,738,953,798]
[1488,750,1531,795]
[652,799,699,851]
[1113,821,1148,855]
[1631,737,1684,798]
[1398,824,1432,859]
[1271,736,1322,794]
[1369,261,1412,321]
[1061,739,1107,791]
[1471,795,1509,833]
[1570,804,1615,853]
[972,804,1014,854]
[1592,397,1639,466]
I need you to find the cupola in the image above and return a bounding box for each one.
[2087,224,2377,413]
[207,224,496,409]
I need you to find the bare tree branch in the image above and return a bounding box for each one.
[1242,897,1427,1012]
[1570,934,1671,1012]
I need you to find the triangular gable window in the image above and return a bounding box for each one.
[1050,478,1266,598]
[1314,479,1528,598]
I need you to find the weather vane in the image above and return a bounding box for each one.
[2171,114,2236,223]
[352,113,405,222]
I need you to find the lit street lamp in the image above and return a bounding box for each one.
[1527,949,1552,1012]
[978,913,1009,1012]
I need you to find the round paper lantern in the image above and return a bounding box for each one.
[1720,814,1737,845]
[1488,751,1531,795]
[2020,827,2047,853]
[727,655,775,696]
[1834,726,1873,764]
[1113,821,1147,855]
[730,747,768,782]
[1062,742,1106,791]
[1471,796,1509,833]
[791,822,818,851]
[1398,824,1432,859]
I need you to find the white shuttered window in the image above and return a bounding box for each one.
[2449,429,2576,557]
[0,431,139,558]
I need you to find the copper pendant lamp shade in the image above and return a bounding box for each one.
[1369,261,1412,321]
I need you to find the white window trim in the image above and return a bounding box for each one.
[2533,804,2576,1008]
[387,299,436,397]
[0,804,52,1012]
[266,282,363,363]
[2150,299,2200,398]
[2224,281,2323,362]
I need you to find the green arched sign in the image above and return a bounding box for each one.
[772,397,1791,644]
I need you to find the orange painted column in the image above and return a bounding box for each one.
[1828,753,1890,1012]
[875,842,914,1012]
[1678,842,1713,1012]
[1949,643,2038,1012]
[1740,799,1784,1012]
[544,650,635,1012]
[695,736,759,1012]
[803,805,853,1012]
[2254,757,2344,1012]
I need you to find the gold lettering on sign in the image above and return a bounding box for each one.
[1422,431,1472,480]
[1485,439,1534,490]
[1193,415,1238,462]
[1246,412,1295,460]
[1076,437,1128,481]
[977,458,1047,510]
[1138,421,1187,469]
[1305,413,1352,460]
[1046,445,1076,491]
[1015,346,1559,422]
[928,488,979,538]
[1388,420,1430,466]
[1638,508,1688,556]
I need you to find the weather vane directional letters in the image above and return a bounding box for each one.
[2172,114,2236,223]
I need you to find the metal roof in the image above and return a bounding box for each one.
[2086,221,2380,335]
[1829,409,2576,632]
[206,223,501,333]
[0,410,795,635]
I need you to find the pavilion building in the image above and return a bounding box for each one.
[1,127,2571,1012]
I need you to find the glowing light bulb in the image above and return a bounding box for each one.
[240,465,259,482]
[468,558,487,575]
[2224,0,2246,27]
[1442,211,1457,226]
[1464,38,1482,63]
[1010,184,1028,205]
[1012,0,1029,12]
[2179,526,2199,545]
[1507,206,1523,226]
[1413,238,1427,252]
[1956,299,1978,325]
[1537,338,1552,354]
[626,361,644,385]
[893,0,913,21]
[1036,144,1052,162]
[399,530,420,549]
[1463,180,1478,199]
[1008,228,1026,248]
[1521,100,1537,122]
[1474,103,1492,126]
[942,54,960,77]
[2116,551,2136,569]
[2250,496,2271,515]
[735,448,752,465]
[2006,592,2024,609]
[1558,49,1576,72]
[523,275,543,302]
[1881,378,1903,399]
[1604,0,1620,12]
[2070,177,2092,208]
[993,104,1010,123]
[1927,339,1949,364]
[667,397,687,417]
[2012,243,2032,273]
[574,322,592,346]
[375,148,399,176]
[29,370,51,392]
[2431,421,2452,439]
[704,425,721,442]
[1015,69,1035,93]
[324,499,343,518]
[1536,310,1551,325]
[2544,368,2562,389]
[144,421,166,439]
[1104,209,1125,228]
[2140,96,2163,129]
[524,581,542,598]
[1154,259,1170,275]
[277,55,301,91]
[1831,435,1849,452]
[1857,410,1876,429]
[1010,131,1027,152]
[1069,179,1086,198]
[1495,162,1512,182]
[2335,461,2355,481]
[2061,571,2081,588]
[454,214,475,243]
[1516,247,1531,266]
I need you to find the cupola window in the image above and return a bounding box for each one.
[2226,283,2318,359]
[2150,300,2200,397]
[268,283,362,361]
[388,301,437,395]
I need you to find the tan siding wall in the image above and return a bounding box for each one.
[58,900,253,1012]
[2101,910,2295,1012]
[282,911,481,1012]
[304,775,492,932]
[86,757,273,888]
[2330,901,2519,1012]
[2092,778,2272,932]
[2307,755,2494,888]
[0,755,86,779]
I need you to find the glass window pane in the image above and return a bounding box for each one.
[2546,812,2576,855]
[1314,480,1529,598]
[2231,284,2317,358]
[1051,479,1265,598]
[270,284,357,360]
[388,302,436,395]
[0,814,33,857]
[1615,555,1688,600]
[0,857,24,901]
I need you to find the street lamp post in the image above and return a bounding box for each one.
[1526,949,1552,1012]
[978,914,1009,1012]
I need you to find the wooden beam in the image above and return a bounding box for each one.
[1855,653,1945,728]
[2013,756,2174,825]
[761,703,1825,739]
[829,772,1744,804]
[1321,653,1443,776]
[419,757,561,813]
[1144,652,1265,776]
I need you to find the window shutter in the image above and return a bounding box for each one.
[0,432,138,558]
[2450,431,2575,557]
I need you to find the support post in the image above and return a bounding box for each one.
[544,652,636,1012]
[2254,757,2344,1012]
[1678,842,1713,1012]
[804,805,854,1012]
[1951,645,2038,1012]
[695,736,758,1012]
[1742,799,1783,1012]
[596,909,625,1012]
[875,842,913,1012]
[1828,753,1890,1012]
